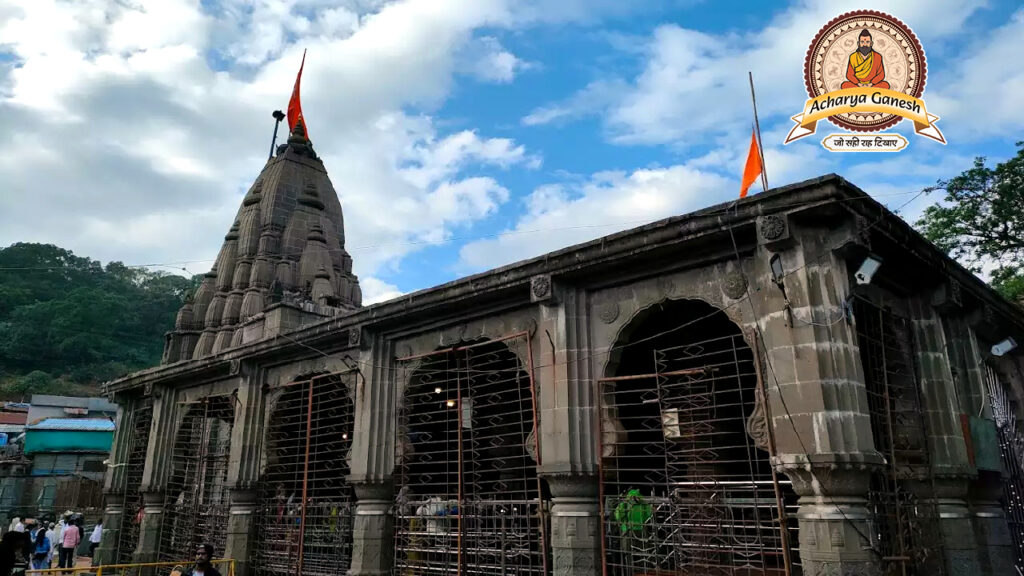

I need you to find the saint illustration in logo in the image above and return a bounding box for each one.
[784,10,944,145]
[841,29,890,90]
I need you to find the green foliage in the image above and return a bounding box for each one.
[0,243,197,399]
[916,142,1024,303]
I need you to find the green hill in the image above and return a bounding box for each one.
[0,243,199,400]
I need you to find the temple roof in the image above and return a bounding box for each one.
[167,120,361,362]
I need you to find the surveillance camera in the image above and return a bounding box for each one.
[855,255,882,286]
[992,337,1018,357]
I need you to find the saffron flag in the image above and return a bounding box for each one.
[740,128,762,198]
[287,50,309,140]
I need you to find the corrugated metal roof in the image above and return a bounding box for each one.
[25,418,115,431]
[0,413,27,425]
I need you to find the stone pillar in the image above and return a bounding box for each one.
[135,491,166,568]
[971,473,1017,576]
[224,364,263,576]
[134,386,177,563]
[96,397,131,566]
[752,216,883,575]
[349,340,397,576]
[225,489,257,575]
[547,475,601,576]
[540,286,602,576]
[907,298,980,575]
[348,482,393,576]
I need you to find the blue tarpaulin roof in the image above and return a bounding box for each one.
[25,418,114,431]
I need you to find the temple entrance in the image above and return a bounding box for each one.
[160,396,235,563]
[253,372,356,576]
[116,401,152,564]
[598,298,798,576]
[393,334,548,576]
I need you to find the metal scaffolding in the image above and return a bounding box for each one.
[597,301,797,576]
[393,334,548,576]
[160,396,235,563]
[854,298,944,576]
[985,364,1024,572]
[253,371,357,576]
[117,402,152,564]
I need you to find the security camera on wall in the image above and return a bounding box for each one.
[855,254,882,286]
[992,337,1018,357]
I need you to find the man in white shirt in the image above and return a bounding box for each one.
[88,519,102,557]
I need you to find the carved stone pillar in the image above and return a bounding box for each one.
[95,398,130,566]
[971,472,1017,575]
[224,489,258,576]
[134,491,165,568]
[547,475,600,576]
[906,299,980,575]
[746,218,887,574]
[135,386,177,562]
[348,482,394,576]
[786,468,879,576]
[224,364,263,575]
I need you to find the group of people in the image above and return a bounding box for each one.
[0,513,103,574]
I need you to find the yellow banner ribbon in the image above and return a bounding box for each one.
[784,87,945,145]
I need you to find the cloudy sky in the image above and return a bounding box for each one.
[1,0,1021,304]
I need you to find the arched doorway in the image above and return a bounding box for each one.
[252,371,356,576]
[598,298,798,575]
[160,396,235,563]
[393,335,548,576]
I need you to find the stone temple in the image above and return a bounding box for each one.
[100,120,1024,576]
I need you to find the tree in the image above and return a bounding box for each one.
[916,141,1024,304]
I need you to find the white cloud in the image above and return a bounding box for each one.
[461,36,535,84]
[360,276,405,304]
[0,0,573,288]
[928,8,1024,139]
[457,163,732,273]
[524,0,988,146]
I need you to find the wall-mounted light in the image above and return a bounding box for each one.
[434,387,443,394]
[855,254,883,285]
[342,433,348,440]
[769,253,785,287]
[446,400,456,408]
[992,337,1018,357]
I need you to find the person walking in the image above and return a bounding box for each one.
[44,524,57,568]
[58,516,80,570]
[31,529,50,571]
[88,520,101,557]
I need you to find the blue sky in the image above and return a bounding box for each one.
[1,0,1021,303]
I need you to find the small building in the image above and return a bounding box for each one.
[27,395,117,424]
[23,418,113,516]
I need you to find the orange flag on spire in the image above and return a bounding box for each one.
[287,50,308,140]
[740,128,762,198]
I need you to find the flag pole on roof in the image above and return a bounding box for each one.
[740,71,769,198]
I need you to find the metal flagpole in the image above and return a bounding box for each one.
[748,71,769,192]
[269,110,285,160]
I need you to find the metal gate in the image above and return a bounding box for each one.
[118,402,152,564]
[597,331,797,576]
[253,371,357,576]
[853,298,944,575]
[160,396,235,562]
[985,364,1024,572]
[393,333,548,576]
